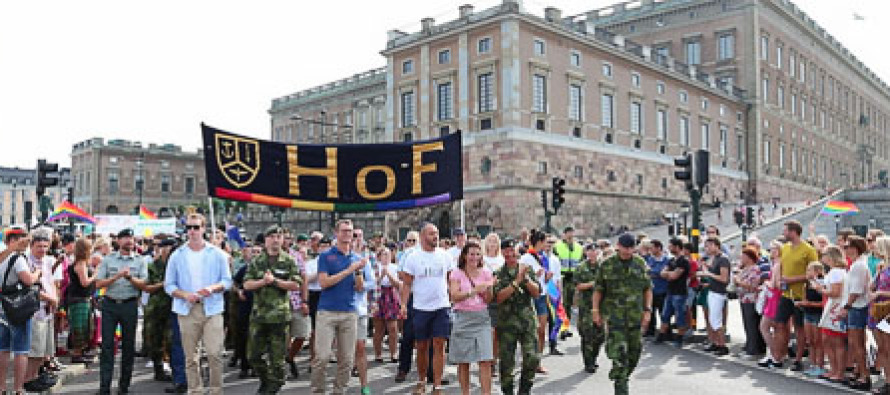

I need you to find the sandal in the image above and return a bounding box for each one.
[374,357,384,363]
[412,382,426,395]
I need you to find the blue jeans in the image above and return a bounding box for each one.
[170,313,187,385]
[661,294,688,328]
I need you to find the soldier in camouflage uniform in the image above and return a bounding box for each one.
[592,234,653,395]
[144,238,175,382]
[244,226,302,394]
[494,239,542,395]
[574,244,605,373]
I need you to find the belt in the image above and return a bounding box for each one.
[104,297,138,304]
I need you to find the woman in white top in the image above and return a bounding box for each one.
[372,247,402,363]
[814,246,847,383]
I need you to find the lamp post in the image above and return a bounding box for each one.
[10,179,16,225]
[136,151,145,209]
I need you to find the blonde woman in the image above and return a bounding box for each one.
[868,236,890,394]
[814,246,847,383]
[372,247,401,363]
[482,232,502,376]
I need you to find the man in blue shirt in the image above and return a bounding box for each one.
[310,219,368,394]
[645,240,670,337]
[164,214,232,395]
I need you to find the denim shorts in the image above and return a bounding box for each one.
[534,295,548,317]
[804,312,822,325]
[847,306,869,330]
[0,315,32,355]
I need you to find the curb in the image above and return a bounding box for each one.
[49,362,88,394]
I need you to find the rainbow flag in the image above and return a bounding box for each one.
[139,205,157,220]
[820,200,860,216]
[45,201,96,224]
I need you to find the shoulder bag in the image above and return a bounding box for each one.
[0,254,41,326]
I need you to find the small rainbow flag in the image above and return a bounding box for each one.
[820,200,860,216]
[45,201,96,224]
[139,205,157,220]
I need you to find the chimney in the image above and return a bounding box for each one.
[544,7,562,22]
[459,4,474,19]
[421,17,435,33]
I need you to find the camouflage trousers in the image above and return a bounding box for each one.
[248,322,290,391]
[498,329,539,395]
[578,313,605,369]
[143,311,170,363]
[605,322,642,393]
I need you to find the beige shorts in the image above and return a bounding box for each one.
[290,311,310,339]
[29,319,54,358]
[355,316,369,341]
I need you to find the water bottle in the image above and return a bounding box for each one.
[571,306,579,328]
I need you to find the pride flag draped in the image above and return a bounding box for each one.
[820,200,860,216]
[45,201,96,224]
[139,205,157,220]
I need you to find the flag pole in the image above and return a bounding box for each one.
[208,197,217,234]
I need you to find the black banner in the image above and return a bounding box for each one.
[201,124,463,212]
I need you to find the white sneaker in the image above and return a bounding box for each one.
[758,356,770,364]
[145,360,154,368]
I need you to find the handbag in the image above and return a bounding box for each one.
[871,301,890,321]
[0,254,41,326]
[762,286,780,319]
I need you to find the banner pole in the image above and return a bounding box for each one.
[208,197,217,234]
[460,200,465,231]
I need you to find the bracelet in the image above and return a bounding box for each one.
[591,309,599,312]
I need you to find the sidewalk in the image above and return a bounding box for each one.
[667,300,870,394]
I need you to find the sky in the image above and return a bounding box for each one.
[1,0,887,169]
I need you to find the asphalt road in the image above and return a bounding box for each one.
[55,321,850,394]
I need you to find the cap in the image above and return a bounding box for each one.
[452,228,466,237]
[500,238,516,249]
[254,233,266,245]
[617,233,636,248]
[295,233,309,242]
[159,238,177,248]
[3,226,26,241]
[264,225,283,237]
[117,228,135,238]
[319,236,332,244]
[61,233,76,245]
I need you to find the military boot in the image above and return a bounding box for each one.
[614,380,629,395]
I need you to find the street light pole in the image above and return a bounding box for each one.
[137,151,145,209]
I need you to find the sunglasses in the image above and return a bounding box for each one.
[185,225,202,231]
[406,239,417,243]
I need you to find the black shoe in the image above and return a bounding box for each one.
[154,368,173,382]
[395,371,407,383]
[653,333,666,344]
[164,384,188,394]
[585,365,597,373]
[851,380,872,391]
[549,347,564,356]
[228,358,238,368]
[714,346,729,356]
[790,361,803,372]
[24,379,52,393]
[703,344,719,352]
[239,369,251,379]
[288,360,299,379]
[427,377,450,385]
[757,358,774,368]
[37,372,58,387]
[257,382,267,394]
[117,388,129,395]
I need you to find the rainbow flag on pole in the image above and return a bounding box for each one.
[820,200,860,216]
[45,201,96,224]
[139,205,157,220]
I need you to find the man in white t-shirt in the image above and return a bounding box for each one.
[447,228,467,264]
[400,224,452,394]
[25,228,58,392]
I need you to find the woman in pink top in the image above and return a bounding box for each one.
[448,242,494,395]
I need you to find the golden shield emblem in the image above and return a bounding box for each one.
[215,133,261,188]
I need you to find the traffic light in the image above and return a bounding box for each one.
[746,206,755,226]
[551,177,566,212]
[673,154,693,190]
[36,159,59,197]
[694,149,710,188]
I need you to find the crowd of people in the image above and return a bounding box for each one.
[0,214,889,394]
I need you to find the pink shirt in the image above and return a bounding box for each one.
[449,268,493,312]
